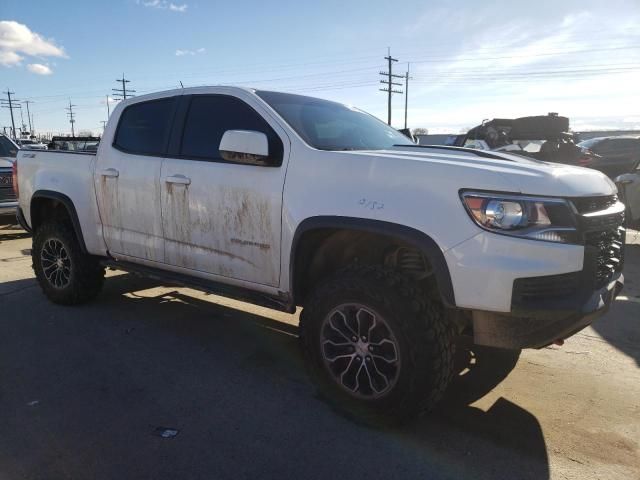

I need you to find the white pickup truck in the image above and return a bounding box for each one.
[15,86,625,423]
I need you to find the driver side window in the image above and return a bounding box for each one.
[179,95,283,165]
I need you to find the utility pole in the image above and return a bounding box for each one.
[112,73,135,100]
[1,89,19,139]
[379,49,403,126]
[100,120,107,132]
[19,105,27,134]
[404,63,412,130]
[66,99,76,137]
[23,100,34,135]
[106,94,111,119]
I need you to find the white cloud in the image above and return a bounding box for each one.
[0,50,22,66]
[175,47,205,56]
[0,20,65,72]
[0,20,65,60]
[139,0,188,12]
[26,63,52,75]
[398,6,640,131]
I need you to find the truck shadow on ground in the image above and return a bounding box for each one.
[592,243,640,366]
[0,218,31,242]
[0,273,549,480]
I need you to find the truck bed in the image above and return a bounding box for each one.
[17,149,106,255]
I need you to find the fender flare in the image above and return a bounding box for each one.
[31,190,88,253]
[289,216,456,307]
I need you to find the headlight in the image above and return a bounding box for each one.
[460,191,577,243]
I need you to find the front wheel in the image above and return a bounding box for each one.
[299,266,455,425]
[32,221,105,305]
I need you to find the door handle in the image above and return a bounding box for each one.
[163,175,191,185]
[99,168,119,178]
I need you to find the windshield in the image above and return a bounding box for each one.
[577,138,602,149]
[256,90,414,151]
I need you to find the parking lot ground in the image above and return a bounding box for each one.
[1,218,639,480]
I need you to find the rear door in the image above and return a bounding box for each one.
[95,96,178,263]
[159,92,289,287]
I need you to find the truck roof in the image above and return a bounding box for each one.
[118,85,258,105]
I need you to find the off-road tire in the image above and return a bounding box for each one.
[32,221,105,305]
[299,265,455,425]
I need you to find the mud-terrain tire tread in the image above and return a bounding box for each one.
[32,221,105,305]
[299,265,455,425]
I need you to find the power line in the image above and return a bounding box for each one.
[379,49,403,126]
[112,73,135,100]
[410,45,640,65]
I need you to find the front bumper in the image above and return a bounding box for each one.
[446,199,626,349]
[0,201,18,215]
[472,272,623,349]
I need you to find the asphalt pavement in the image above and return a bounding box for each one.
[0,217,638,480]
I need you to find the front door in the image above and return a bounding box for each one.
[160,92,289,286]
[95,96,178,263]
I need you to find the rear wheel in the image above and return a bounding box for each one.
[32,221,105,305]
[300,265,455,425]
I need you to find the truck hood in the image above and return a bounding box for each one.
[359,146,618,198]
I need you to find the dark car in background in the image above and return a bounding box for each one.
[577,136,640,179]
[0,134,19,217]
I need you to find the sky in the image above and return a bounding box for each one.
[1,0,639,136]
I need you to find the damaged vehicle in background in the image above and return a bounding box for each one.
[455,113,596,166]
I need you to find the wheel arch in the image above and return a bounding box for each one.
[30,190,88,253]
[289,216,455,307]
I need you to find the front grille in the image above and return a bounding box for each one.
[585,226,625,288]
[513,272,581,303]
[572,195,627,289]
[582,211,625,231]
[0,171,15,203]
[572,195,618,214]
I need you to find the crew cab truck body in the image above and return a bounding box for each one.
[16,86,625,423]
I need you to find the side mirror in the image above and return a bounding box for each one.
[219,130,272,165]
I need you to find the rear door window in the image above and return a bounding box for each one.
[114,98,176,155]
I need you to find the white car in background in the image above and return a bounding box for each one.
[16,138,48,150]
[616,170,640,226]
